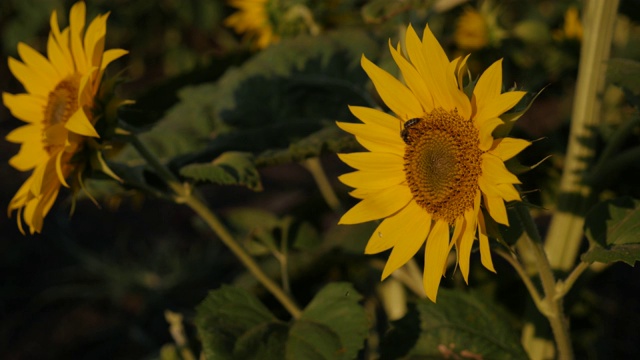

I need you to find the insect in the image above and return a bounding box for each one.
[401,117,422,144]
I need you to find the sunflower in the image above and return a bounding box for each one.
[454,8,489,51]
[225,0,279,49]
[337,24,530,302]
[3,1,127,234]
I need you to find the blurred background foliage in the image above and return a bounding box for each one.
[1,0,640,359]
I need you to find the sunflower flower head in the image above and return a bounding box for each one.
[225,0,320,49]
[3,1,127,234]
[454,2,506,51]
[337,24,531,302]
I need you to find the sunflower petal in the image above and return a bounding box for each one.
[338,169,406,189]
[99,49,128,71]
[423,219,451,301]
[17,42,59,90]
[65,108,99,137]
[361,54,422,118]
[489,137,531,161]
[50,10,73,66]
[339,184,413,224]
[380,202,432,278]
[84,13,108,68]
[6,124,41,143]
[388,40,433,112]
[47,34,73,78]
[337,122,401,146]
[473,59,503,108]
[482,153,521,184]
[476,91,526,123]
[458,203,478,283]
[366,200,429,254]
[9,143,48,171]
[484,194,509,226]
[348,106,400,131]
[477,117,503,151]
[3,93,45,123]
[477,211,495,272]
[355,135,406,156]
[69,1,88,74]
[8,58,50,97]
[338,152,404,172]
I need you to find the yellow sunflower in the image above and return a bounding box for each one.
[225,0,279,49]
[454,8,489,51]
[337,24,530,302]
[3,1,127,234]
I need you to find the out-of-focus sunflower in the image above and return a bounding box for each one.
[3,1,127,234]
[337,24,530,301]
[225,0,279,49]
[225,0,320,49]
[555,6,583,42]
[454,2,506,51]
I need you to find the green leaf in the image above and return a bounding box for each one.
[180,151,263,191]
[286,321,343,360]
[607,58,640,96]
[403,290,528,360]
[233,322,289,360]
[582,197,640,265]
[195,285,280,359]
[300,282,368,359]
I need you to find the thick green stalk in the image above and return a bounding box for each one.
[544,0,620,271]
[517,206,574,360]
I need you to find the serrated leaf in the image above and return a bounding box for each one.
[180,151,263,191]
[195,285,279,359]
[404,290,528,359]
[582,197,640,265]
[607,58,640,96]
[233,322,289,360]
[300,283,368,359]
[286,321,343,360]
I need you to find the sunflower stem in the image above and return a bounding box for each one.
[495,249,543,310]
[182,193,302,319]
[302,157,342,212]
[516,205,574,360]
[556,261,590,300]
[130,134,303,319]
[544,0,620,271]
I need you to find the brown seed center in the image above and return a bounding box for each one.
[403,108,483,224]
[43,79,79,154]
